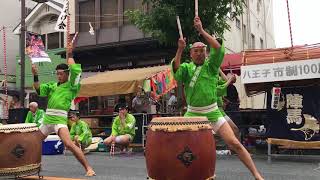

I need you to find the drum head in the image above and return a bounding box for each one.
[151,117,208,123]
[0,123,38,133]
[149,117,212,132]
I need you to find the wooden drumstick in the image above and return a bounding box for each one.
[110,142,115,156]
[71,32,79,45]
[176,16,183,39]
[195,0,199,17]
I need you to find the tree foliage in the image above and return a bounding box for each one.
[125,0,246,46]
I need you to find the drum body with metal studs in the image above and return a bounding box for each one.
[0,123,42,177]
[145,117,216,180]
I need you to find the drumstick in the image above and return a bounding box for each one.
[110,142,115,156]
[71,32,79,45]
[195,0,198,17]
[176,16,183,39]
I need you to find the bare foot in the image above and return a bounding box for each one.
[255,175,264,180]
[85,168,96,177]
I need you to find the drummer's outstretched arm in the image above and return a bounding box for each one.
[219,68,228,81]
[173,38,186,72]
[194,16,220,49]
[32,64,40,93]
[67,41,75,65]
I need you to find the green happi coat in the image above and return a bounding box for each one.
[25,109,45,127]
[39,64,82,125]
[70,120,92,146]
[111,113,136,139]
[172,42,225,122]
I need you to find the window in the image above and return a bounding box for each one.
[251,34,255,49]
[40,34,46,48]
[47,32,59,49]
[236,18,240,29]
[79,0,95,32]
[123,0,143,25]
[242,24,247,43]
[48,15,58,24]
[101,0,118,28]
[260,38,264,49]
[257,0,262,13]
[46,32,64,50]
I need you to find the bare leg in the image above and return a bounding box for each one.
[104,135,131,152]
[103,136,114,146]
[217,122,264,180]
[227,120,240,140]
[115,135,131,145]
[58,127,96,176]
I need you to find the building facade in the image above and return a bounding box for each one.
[0,0,36,76]
[224,0,275,109]
[13,0,275,110]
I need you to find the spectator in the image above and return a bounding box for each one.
[132,91,152,113]
[25,102,44,127]
[167,91,177,113]
[225,73,240,112]
[104,104,136,150]
[114,95,128,113]
[69,110,92,151]
[10,94,21,109]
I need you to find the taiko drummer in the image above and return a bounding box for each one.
[171,16,264,180]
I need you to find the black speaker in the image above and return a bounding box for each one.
[8,108,29,124]
[132,114,144,144]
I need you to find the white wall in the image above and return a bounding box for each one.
[0,0,36,75]
[223,0,275,109]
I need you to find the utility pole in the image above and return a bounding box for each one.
[20,0,49,107]
[20,0,26,107]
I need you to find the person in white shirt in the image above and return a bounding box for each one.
[167,91,177,113]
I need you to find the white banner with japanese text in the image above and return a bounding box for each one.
[54,0,69,32]
[241,59,320,84]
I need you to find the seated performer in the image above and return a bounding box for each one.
[171,16,263,180]
[25,102,44,127]
[31,44,95,176]
[69,110,92,151]
[104,104,136,149]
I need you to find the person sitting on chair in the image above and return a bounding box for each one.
[69,110,92,151]
[25,102,44,127]
[9,94,21,109]
[103,104,136,150]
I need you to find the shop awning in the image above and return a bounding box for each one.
[220,53,243,75]
[78,65,172,97]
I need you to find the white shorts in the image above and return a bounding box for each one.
[211,116,227,133]
[224,115,232,122]
[39,124,68,137]
[115,134,134,143]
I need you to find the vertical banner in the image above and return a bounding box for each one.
[267,86,320,141]
[55,0,69,32]
[25,32,51,63]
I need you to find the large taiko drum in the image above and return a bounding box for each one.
[0,123,42,177]
[145,117,216,180]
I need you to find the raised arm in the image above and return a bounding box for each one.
[219,69,228,81]
[173,38,186,72]
[66,39,76,65]
[224,75,236,88]
[194,16,221,49]
[32,64,40,92]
